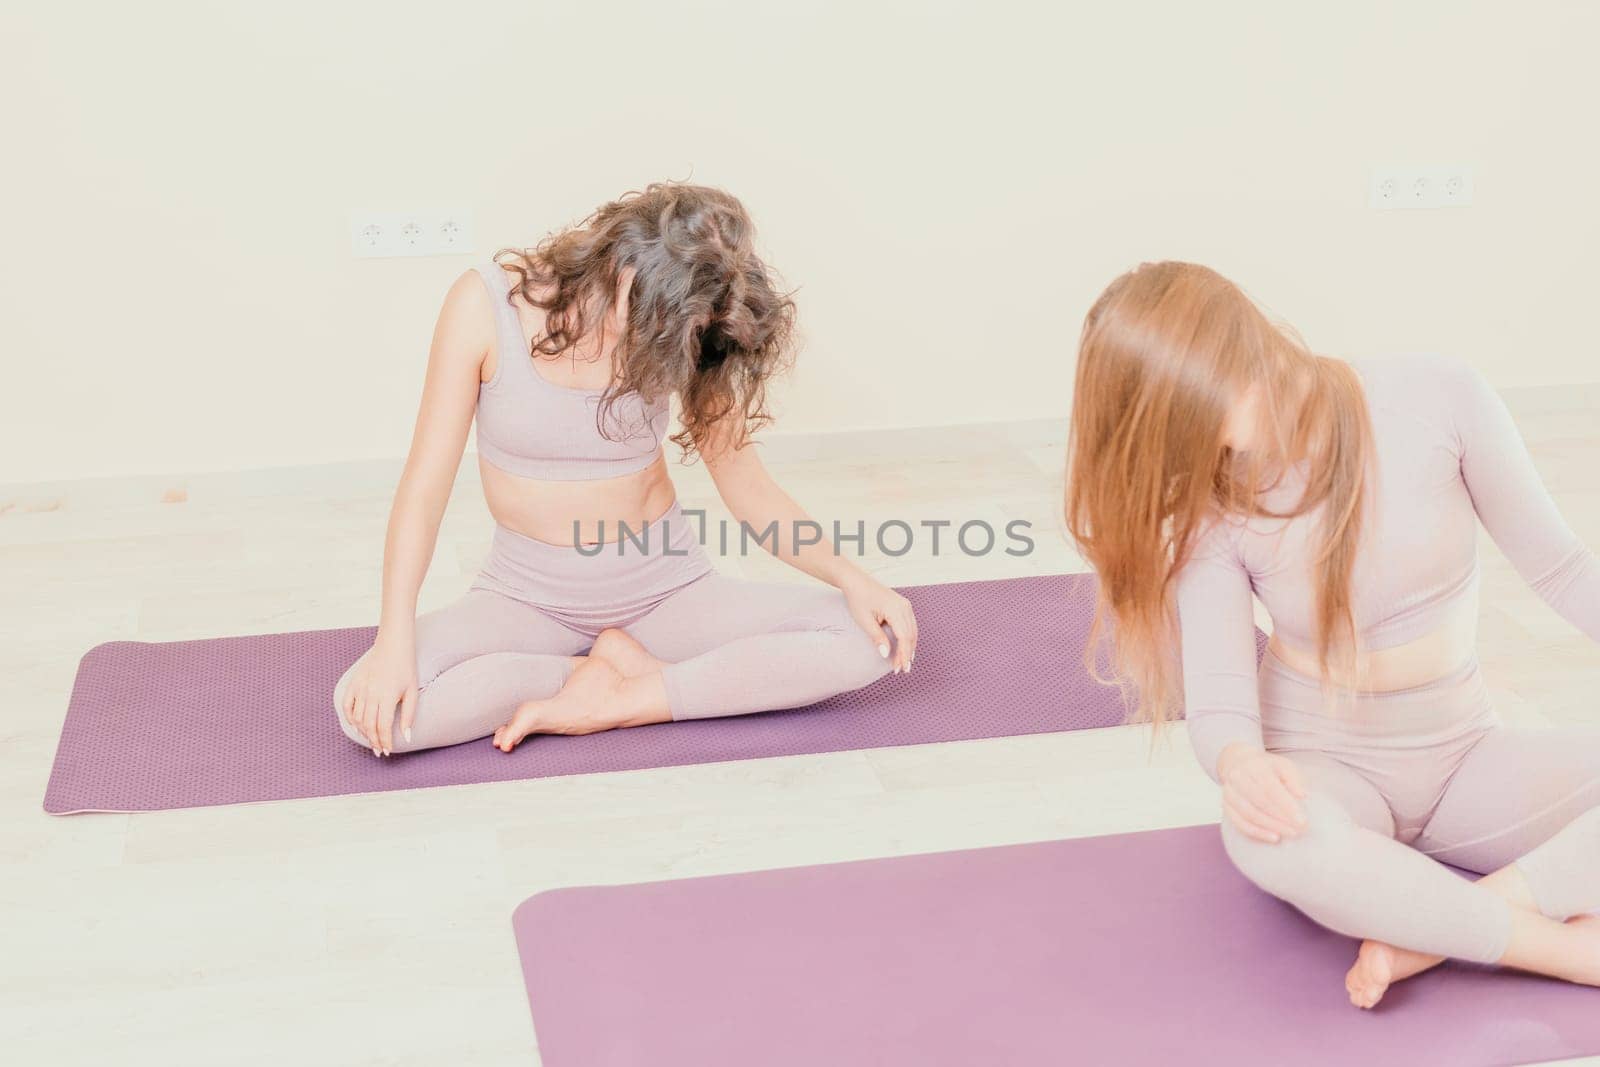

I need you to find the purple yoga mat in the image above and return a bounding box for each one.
[513,824,1600,1067]
[47,573,1231,814]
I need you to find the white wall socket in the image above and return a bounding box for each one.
[1369,165,1474,211]
[349,208,476,258]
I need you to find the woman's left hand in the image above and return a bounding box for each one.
[841,572,918,673]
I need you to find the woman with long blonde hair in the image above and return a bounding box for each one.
[1066,261,1600,1007]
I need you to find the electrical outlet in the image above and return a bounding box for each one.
[436,216,469,251]
[354,221,385,253]
[349,208,476,258]
[398,219,425,250]
[1369,166,1474,211]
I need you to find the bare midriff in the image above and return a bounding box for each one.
[479,451,677,547]
[1266,594,1480,693]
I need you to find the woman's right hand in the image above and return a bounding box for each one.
[340,634,418,756]
[1217,743,1309,844]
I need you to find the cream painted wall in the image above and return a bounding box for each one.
[5,1,1598,484]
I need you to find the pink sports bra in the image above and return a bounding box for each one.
[473,262,669,481]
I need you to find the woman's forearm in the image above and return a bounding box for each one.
[728,481,863,589]
[788,528,866,589]
[704,431,873,591]
[376,486,447,641]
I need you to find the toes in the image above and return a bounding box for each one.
[1345,961,1378,1010]
[495,714,534,753]
[1346,971,1385,1010]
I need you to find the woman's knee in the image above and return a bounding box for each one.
[1221,794,1355,900]
[331,659,370,748]
[811,593,894,682]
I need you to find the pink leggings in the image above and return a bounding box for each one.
[334,505,890,752]
[1223,650,1600,963]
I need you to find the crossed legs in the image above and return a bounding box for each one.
[1347,726,1600,1004]
[333,588,589,753]
[335,576,892,754]
[492,575,892,750]
[1222,729,1600,1007]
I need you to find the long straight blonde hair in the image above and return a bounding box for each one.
[1063,262,1373,728]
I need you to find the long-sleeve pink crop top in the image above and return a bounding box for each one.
[1177,353,1600,781]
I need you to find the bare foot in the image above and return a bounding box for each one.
[1347,936,1459,1009]
[1344,865,1553,1008]
[586,628,665,677]
[492,653,670,752]
[493,656,626,752]
[1346,940,1403,1009]
[1349,913,1600,1009]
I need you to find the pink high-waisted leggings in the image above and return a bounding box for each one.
[1223,649,1600,963]
[333,504,891,753]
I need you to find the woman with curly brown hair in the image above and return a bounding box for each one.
[334,184,913,756]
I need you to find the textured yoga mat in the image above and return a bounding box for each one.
[512,824,1600,1067]
[47,573,1239,814]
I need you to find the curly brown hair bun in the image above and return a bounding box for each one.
[496,182,796,460]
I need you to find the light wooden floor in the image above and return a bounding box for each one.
[5,392,1600,1066]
